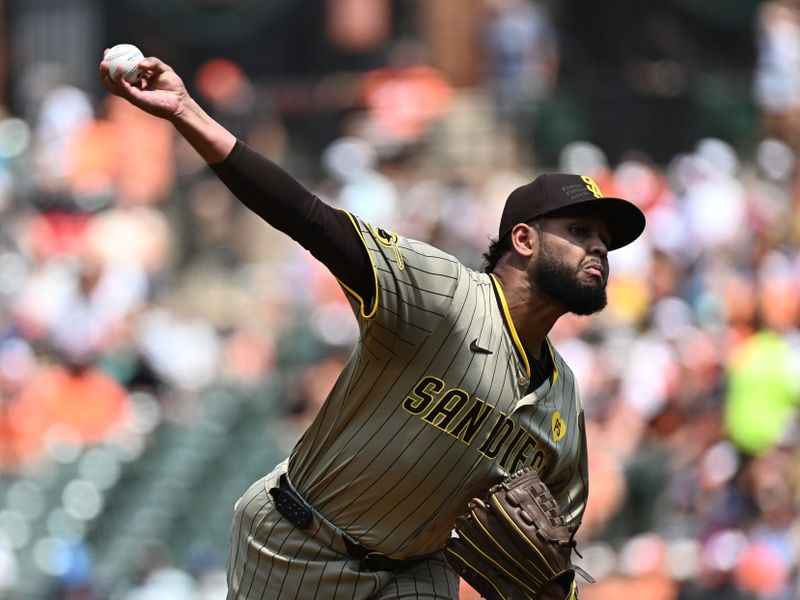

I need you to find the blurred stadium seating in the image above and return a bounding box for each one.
[0,1,799,599]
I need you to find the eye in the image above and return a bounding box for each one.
[570,225,588,237]
[570,223,610,248]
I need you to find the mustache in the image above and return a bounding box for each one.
[581,259,606,274]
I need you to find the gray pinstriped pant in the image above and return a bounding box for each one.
[226,463,460,599]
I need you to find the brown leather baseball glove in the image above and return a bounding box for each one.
[445,467,593,600]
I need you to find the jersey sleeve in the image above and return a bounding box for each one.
[339,212,464,356]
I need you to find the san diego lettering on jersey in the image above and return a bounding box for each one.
[402,374,547,473]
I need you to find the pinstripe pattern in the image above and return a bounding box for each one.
[289,216,588,556]
[226,461,458,599]
[227,214,589,598]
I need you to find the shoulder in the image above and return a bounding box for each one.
[350,212,470,278]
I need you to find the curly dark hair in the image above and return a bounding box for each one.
[481,234,511,273]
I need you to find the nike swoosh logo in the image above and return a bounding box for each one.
[469,339,493,354]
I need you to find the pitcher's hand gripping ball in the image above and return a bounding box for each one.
[446,467,594,600]
[103,44,146,84]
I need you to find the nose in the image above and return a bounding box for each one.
[588,233,608,258]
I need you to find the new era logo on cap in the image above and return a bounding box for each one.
[498,173,646,251]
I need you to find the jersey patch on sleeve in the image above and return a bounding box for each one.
[369,224,405,270]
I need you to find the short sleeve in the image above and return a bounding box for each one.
[339,212,463,357]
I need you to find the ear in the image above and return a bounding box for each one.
[509,223,536,258]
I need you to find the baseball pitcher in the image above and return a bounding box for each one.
[100,53,645,600]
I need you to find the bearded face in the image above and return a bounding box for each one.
[531,221,609,316]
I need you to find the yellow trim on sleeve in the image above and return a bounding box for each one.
[338,209,379,319]
[489,274,531,378]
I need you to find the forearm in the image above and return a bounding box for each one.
[209,141,323,240]
[170,96,237,164]
[152,67,373,300]
[209,141,373,300]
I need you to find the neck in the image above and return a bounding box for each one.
[492,266,564,360]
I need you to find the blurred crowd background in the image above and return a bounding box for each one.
[0,0,799,598]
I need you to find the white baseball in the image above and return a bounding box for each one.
[103,44,146,84]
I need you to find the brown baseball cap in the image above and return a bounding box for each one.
[498,173,646,250]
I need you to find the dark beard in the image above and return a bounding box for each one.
[534,239,607,316]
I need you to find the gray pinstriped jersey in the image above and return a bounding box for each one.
[287,213,588,559]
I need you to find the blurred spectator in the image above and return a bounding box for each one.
[4,356,132,469]
[754,0,800,149]
[321,136,399,223]
[2,14,800,600]
[724,330,800,455]
[361,41,453,151]
[47,539,100,600]
[29,73,94,207]
[680,140,748,257]
[134,308,221,393]
[479,0,558,150]
[123,542,197,600]
[194,58,258,140]
[326,0,391,53]
[0,536,18,595]
[103,97,175,206]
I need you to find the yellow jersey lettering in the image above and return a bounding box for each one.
[449,398,494,445]
[509,433,538,473]
[531,449,545,471]
[402,374,551,475]
[402,376,445,415]
[423,389,471,429]
[477,414,515,459]
[499,426,526,470]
